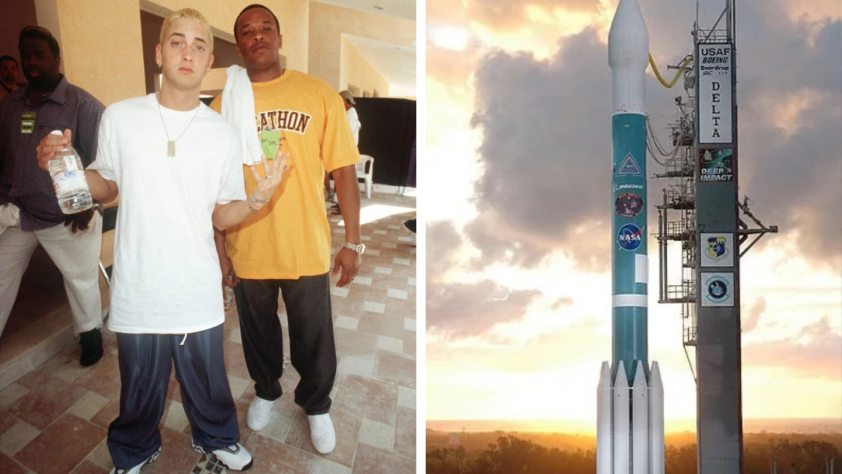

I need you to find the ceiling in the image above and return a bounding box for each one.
[318,0,417,95]
[345,34,416,94]
[312,0,416,21]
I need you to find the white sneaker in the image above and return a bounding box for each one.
[193,442,253,471]
[247,396,274,431]
[109,446,161,474]
[308,413,336,454]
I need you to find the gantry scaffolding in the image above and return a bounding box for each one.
[652,71,699,379]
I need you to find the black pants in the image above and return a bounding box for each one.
[108,325,239,469]
[234,273,336,415]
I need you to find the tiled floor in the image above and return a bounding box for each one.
[0,194,417,474]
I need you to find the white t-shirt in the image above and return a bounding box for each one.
[346,107,360,145]
[89,94,246,334]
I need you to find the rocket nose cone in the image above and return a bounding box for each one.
[609,0,648,35]
[608,0,650,68]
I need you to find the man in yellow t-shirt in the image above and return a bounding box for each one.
[210,4,362,455]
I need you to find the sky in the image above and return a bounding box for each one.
[425,0,842,431]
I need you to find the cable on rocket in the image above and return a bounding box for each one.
[648,54,693,89]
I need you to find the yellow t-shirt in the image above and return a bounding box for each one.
[210,70,360,279]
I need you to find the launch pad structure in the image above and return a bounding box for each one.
[653,1,778,473]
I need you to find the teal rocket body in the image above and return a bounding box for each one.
[611,112,648,382]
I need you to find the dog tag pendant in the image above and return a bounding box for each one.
[167,141,175,157]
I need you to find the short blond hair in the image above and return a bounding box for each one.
[160,8,214,54]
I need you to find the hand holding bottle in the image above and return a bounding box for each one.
[37,129,93,214]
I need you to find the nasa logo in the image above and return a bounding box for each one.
[706,236,728,261]
[617,223,643,251]
[705,275,730,304]
[615,193,643,218]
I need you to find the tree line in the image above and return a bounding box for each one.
[427,433,841,474]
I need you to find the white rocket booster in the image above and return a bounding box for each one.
[613,362,630,474]
[632,361,649,474]
[649,362,665,474]
[598,361,663,474]
[597,362,613,474]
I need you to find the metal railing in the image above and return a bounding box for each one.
[665,281,695,303]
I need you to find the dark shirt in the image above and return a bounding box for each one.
[0,75,104,231]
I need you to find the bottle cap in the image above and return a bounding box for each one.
[50,130,71,154]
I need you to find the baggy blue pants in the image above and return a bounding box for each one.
[107,324,239,469]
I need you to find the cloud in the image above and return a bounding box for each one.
[732,1,842,270]
[427,220,542,338]
[464,0,599,30]
[743,316,842,380]
[782,0,842,21]
[551,297,574,310]
[465,28,675,270]
[427,282,541,338]
[426,220,464,282]
[743,297,766,332]
[426,41,481,86]
[427,0,468,25]
[463,0,841,272]
[428,319,607,374]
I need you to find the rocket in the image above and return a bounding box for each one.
[597,0,665,473]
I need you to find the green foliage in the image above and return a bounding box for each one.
[427,446,471,474]
[426,435,593,474]
[426,432,842,474]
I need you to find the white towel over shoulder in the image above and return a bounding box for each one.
[221,65,262,166]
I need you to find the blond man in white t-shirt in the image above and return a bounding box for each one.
[36,9,290,474]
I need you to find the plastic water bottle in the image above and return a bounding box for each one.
[48,130,92,214]
[224,286,235,311]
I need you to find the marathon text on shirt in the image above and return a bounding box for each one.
[257,109,312,135]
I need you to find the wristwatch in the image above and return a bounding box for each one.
[343,242,366,255]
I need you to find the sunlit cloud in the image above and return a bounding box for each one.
[428,26,472,51]
[783,0,842,23]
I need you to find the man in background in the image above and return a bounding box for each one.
[339,90,361,145]
[0,55,23,101]
[0,27,104,366]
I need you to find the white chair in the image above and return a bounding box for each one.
[356,155,374,198]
